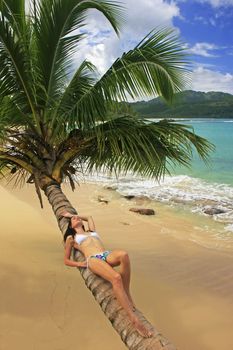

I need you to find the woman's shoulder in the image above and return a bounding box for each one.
[65,236,74,245]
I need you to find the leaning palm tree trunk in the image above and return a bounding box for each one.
[44,182,176,350]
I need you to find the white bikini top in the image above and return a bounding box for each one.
[74,231,100,245]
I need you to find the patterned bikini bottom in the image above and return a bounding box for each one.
[89,250,111,262]
[86,250,111,269]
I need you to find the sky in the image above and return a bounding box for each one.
[73,0,233,99]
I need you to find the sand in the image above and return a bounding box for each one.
[1,182,233,350]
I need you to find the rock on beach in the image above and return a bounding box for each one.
[203,207,226,215]
[129,208,155,215]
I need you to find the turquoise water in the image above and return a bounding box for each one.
[171,119,233,186]
[87,119,233,233]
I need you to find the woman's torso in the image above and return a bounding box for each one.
[73,231,106,257]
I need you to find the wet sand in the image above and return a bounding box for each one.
[1,183,233,350]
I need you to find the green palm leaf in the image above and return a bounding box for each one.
[51,116,214,183]
[0,4,41,130]
[0,0,26,33]
[50,60,97,140]
[34,0,123,110]
[59,28,189,130]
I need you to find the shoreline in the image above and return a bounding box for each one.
[84,161,233,234]
[86,179,233,252]
[1,183,233,349]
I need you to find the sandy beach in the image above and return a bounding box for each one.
[1,182,233,350]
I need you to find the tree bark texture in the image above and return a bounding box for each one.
[44,183,177,350]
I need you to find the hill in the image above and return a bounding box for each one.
[130,90,233,118]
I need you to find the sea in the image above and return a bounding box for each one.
[86,118,233,250]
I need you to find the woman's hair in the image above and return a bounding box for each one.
[63,225,75,243]
[63,219,86,242]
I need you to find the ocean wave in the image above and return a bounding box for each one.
[225,224,233,232]
[85,172,233,229]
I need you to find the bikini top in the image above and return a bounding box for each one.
[74,231,100,245]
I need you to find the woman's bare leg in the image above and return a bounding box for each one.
[118,252,136,309]
[88,257,153,338]
[107,250,136,309]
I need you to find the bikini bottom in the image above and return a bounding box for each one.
[87,250,111,268]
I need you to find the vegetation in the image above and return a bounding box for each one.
[130,90,233,118]
[0,1,214,348]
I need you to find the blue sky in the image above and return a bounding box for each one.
[74,0,233,96]
[175,1,233,72]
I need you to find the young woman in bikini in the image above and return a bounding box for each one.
[62,211,153,338]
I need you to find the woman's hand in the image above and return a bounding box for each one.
[77,261,87,268]
[78,215,90,221]
[78,215,95,231]
[60,210,75,218]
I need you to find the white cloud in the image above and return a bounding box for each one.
[69,1,232,96]
[194,15,209,24]
[193,15,217,26]
[72,0,181,74]
[190,66,233,94]
[189,42,219,57]
[195,0,233,7]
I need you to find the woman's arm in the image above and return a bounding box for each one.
[60,210,74,219]
[64,237,87,268]
[79,215,96,232]
[60,210,96,232]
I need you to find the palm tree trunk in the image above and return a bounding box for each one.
[43,182,176,350]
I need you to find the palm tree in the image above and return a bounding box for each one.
[0,0,213,348]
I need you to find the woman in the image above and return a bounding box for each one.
[62,210,153,338]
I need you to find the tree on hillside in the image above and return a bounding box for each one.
[0,1,213,349]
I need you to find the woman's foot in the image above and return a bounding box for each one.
[131,315,153,338]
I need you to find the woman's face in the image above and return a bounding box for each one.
[70,215,83,229]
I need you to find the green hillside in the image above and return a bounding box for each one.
[130,90,233,118]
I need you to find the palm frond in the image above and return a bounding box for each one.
[0,158,34,190]
[0,96,35,136]
[0,0,26,34]
[62,28,190,129]
[34,0,123,109]
[0,152,33,173]
[49,60,101,140]
[0,6,41,130]
[53,116,213,183]
[84,118,214,179]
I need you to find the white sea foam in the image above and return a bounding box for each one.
[85,172,233,229]
[225,224,233,232]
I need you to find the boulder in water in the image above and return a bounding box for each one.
[203,207,225,215]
